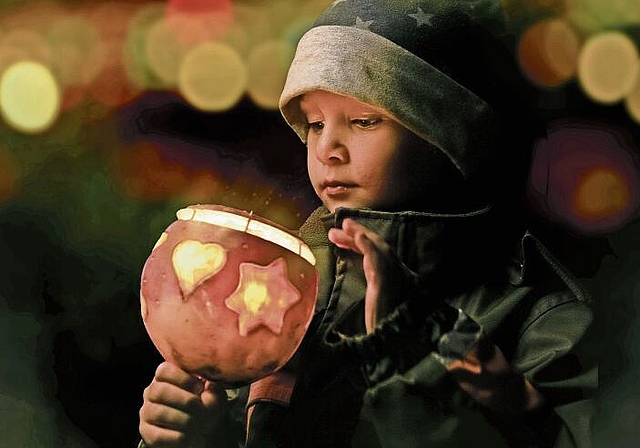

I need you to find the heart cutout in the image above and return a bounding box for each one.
[172,239,227,298]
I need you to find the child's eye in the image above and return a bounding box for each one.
[352,118,381,128]
[307,121,324,131]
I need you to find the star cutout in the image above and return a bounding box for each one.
[354,16,374,30]
[408,7,434,27]
[225,258,301,337]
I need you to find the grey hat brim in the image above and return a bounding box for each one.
[279,25,495,179]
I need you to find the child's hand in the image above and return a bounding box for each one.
[328,218,415,333]
[446,338,545,413]
[139,361,227,448]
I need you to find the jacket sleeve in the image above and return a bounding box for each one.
[512,296,597,448]
[355,294,595,448]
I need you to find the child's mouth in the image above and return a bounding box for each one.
[323,182,354,196]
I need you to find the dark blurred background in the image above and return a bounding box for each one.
[0,0,639,447]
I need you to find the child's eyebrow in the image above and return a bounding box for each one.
[298,97,312,113]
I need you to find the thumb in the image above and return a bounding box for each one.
[200,380,227,410]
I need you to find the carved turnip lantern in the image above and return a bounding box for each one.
[140,204,318,387]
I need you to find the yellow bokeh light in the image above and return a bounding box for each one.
[47,15,103,86]
[233,4,274,52]
[625,75,640,124]
[247,39,295,110]
[177,41,248,112]
[0,61,60,134]
[172,239,227,297]
[578,31,640,104]
[243,281,270,314]
[566,0,640,33]
[144,18,190,85]
[573,167,631,219]
[124,2,168,90]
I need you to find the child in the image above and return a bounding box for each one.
[138,1,596,447]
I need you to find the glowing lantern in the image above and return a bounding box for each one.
[140,204,318,387]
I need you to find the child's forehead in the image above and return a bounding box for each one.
[299,90,385,113]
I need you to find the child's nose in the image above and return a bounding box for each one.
[315,125,348,165]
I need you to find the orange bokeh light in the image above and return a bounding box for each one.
[518,18,580,88]
[573,166,631,219]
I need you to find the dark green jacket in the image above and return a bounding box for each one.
[243,206,596,448]
[138,205,596,448]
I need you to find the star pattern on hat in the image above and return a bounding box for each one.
[408,7,434,27]
[354,16,374,30]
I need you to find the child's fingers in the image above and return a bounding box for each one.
[144,380,204,413]
[155,361,204,395]
[140,401,193,430]
[327,228,357,251]
[341,219,389,253]
[139,420,187,447]
[200,381,227,410]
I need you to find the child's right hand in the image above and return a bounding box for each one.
[139,361,227,448]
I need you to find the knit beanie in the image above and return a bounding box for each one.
[279,0,512,181]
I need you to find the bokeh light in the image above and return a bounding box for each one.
[144,18,190,85]
[573,166,631,220]
[577,31,640,104]
[177,41,247,112]
[517,18,580,88]
[565,0,640,34]
[166,0,234,45]
[123,2,168,90]
[528,123,640,234]
[247,39,295,110]
[0,28,52,68]
[47,15,103,87]
[625,75,640,124]
[233,4,275,54]
[0,61,61,134]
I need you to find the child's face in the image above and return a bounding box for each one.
[300,90,426,212]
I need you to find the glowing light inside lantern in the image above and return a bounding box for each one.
[153,232,168,251]
[140,291,148,320]
[225,258,301,337]
[578,31,640,104]
[243,281,269,314]
[176,207,316,265]
[172,239,228,297]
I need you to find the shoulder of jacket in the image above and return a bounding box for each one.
[507,230,591,303]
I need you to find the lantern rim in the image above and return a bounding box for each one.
[176,204,316,266]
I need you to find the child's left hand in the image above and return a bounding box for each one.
[328,218,416,334]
